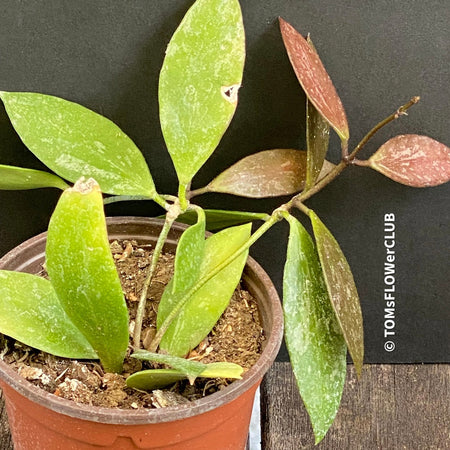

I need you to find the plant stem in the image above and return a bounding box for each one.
[133,210,178,348]
[347,96,420,162]
[178,184,189,211]
[291,96,420,206]
[148,212,283,352]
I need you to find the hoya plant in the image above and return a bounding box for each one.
[0,0,448,443]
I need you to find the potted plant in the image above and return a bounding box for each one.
[0,0,448,448]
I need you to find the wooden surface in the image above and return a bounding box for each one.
[261,362,450,450]
[1,362,449,449]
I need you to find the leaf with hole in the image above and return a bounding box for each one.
[173,209,270,231]
[0,91,156,197]
[279,19,349,142]
[368,134,450,187]
[46,178,129,373]
[309,211,364,376]
[0,271,97,359]
[159,0,245,186]
[172,208,206,293]
[157,223,251,357]
[0,164,69,191]
[205,149,334,198]
[283,216,346,443]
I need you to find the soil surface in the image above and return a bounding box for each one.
[1,240,264,409]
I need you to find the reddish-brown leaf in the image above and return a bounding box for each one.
[279,18,349,142]
[206,149,334,198]
[369,134,450,187]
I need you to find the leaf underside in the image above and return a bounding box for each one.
[157,223,251,357]
[283,216,346,443]
[207,149,334,197]
[45,178,129,373]
[279,19,349,142]
[369,134,450,187]
[0,91,156,197]
[306,97,330,190]
[309,211,364,377]
[159,0,245,186]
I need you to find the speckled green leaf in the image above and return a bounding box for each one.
[157,223,251,357]
[0,91,156,197]
[172,208,205,293]
[306,97,330,189]
[126,361,243,391]
[131,350,243,381]
[206,150,333,198]
[159,0,245,186]
[0,164,69,190]
[46,178,129,373]
[174,209,269,231]
[0,271,97,359]
[310,211,364,377]
[283,216,346,443]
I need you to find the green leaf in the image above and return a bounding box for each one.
[368,134,450,187]
[206,149,333,198]
[46,178,129,373]
[126,370,186,391]
[0,91,156,197]
[157,223,251,357]
[159,0,245,186]
[131,350,243,382]
[0,271,97,359]
[132,350,206,378]
[0,164,69,190]
[126,359,243,391]
[306,98,330,190]
[172,208,206,293]
[174,209,269,231]
[283,216,346,443]
[309,211,364,377]
[279,19,349,142]
[199,362,243,379]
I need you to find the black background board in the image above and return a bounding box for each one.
[0,0,448,363]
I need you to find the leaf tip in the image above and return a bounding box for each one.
[71,177,101,195]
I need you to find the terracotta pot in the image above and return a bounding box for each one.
[0,217,283,449]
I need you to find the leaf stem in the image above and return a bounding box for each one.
[187,185,210,199]
[103,193,170,210]
[133,206,179,348]
[347,96,420,162]
[149,212,283,352]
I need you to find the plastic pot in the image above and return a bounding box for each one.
[0,217,283,449]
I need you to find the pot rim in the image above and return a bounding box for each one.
[0,216,283,425]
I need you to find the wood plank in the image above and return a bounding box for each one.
[261,362,450,450]
[1,363,449,449]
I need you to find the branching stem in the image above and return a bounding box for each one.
[148,212,283,352]
[132,204,180,348]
